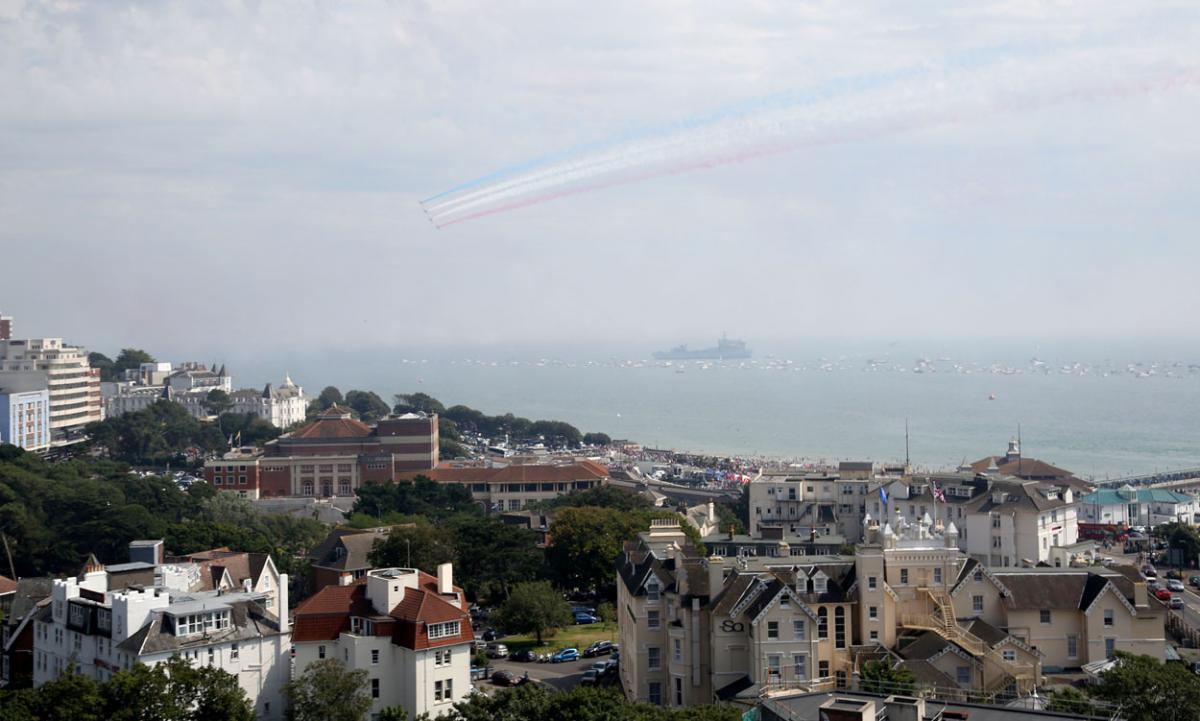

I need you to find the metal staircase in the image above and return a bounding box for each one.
[900,587,1037,697]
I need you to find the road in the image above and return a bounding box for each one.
[473,654,613,693]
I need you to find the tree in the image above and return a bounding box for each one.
[1089,652,1200,721]
[368,521,455,574]
[582,432,611,446]
[533,485,654,513]
[345,390,391,422]
[546,506,646,594]
[858,659,916,696]
[1046,687,1096,715]
[352,477,479,522]
[447,516,542,601]
[447,684,740,721]
[393,392,446,415]
[284,659,372,721]
[112,348,156,377]
[317,386,344,409]
[103,656,254,721]
[492,580,571,644]
[88,352,115,381]
[205,389,233,416]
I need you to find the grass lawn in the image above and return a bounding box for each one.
[500,622,619,654]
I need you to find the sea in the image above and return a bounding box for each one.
[219,338,1200,481]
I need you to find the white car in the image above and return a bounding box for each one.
[1168,579,1186,593]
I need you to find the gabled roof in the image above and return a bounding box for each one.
[969,456,1075,481]
[0,574,16,595]
[309,530,381,571]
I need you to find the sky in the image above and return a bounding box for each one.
[2,1,1199,358]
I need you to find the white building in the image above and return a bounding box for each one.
[291,565,472,719]
[0,338,103,432]
[961,478,1079,567]
[0,372,51,451]
[1078,486,1199,527]
[32,556,289,719]
[168,363,232,394]
[230,375,307,429]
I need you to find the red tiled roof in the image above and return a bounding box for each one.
[0,574,17,595]
[288,411,373,440]
[396,460,609,485]
[969,456,1074,479]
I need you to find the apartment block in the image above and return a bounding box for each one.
[0,372,51,451]
[0,338,102,432]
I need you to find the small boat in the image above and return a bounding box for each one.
[988,393,997,401]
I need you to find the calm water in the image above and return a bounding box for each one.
[217,340,1200,480]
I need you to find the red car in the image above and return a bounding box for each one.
[1155,588,1172,601]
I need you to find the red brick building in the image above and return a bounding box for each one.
[204,406,439,499]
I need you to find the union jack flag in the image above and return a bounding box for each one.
[933,484,946,503]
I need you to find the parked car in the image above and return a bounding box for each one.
[491,670,516,686]
[1143,566,1158,578]
[537,653,552,663]
[580,669,600,686]
[472,639,488,652]
[601,659,619,675]
[482,629,504,642]
[1167,570,1183,580]
[470,665,490,681]
[1189,576,1200,589]
[573,605,597,616]
[510,649,538,662]
[551,648,579,663]
[1168,579,1186,592]
[584,641,614,657]
[574,612,600,625]
[1155,588,1172,601]
[1171,597,1186,610]
[486,643,509,659]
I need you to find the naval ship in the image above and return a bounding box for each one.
[653,335,752,360]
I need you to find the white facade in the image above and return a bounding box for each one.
[0,372,51,451]
[963,482,1079,567]
[230,375,307,429]
[0,338,103,431]
[32,565,289,720]
[1079,487,1199,527]
[291,566,472,719]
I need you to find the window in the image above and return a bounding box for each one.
[868,606,877,620]
[1040,609,1051,624]
[767,654,781,678]
[1104,609,1114,628]
[318,645,326,659]
[1067,635,1078,659]
[1105,638,1115,659]
[869,630,878,642]
[1002,650,1017,663]
[648,647,661,670]
[818,660,829,678]
[231,643,239,661]
[834,607,846,649]
[780,595,789,609]
[208,647,215,665]
[350,617,375,636]
[646,582,660,602]
[303,482,313,496]
[647,610,661,629]
[817,608,827,639]
[972,595,984,613]
[868,576,877,590]
[792,619,806,640]
[339,481,351,496]
[372,649,380,665]
[957,666,971,685]
[444,679,453,700]
[813,575,828,594]
[427,621,461,639]
[673,639,682,662]
[793,654,807,679]
[973,568,983,582]
[992,536,1003,548]
[767,621,779,639]
[933,567,942,584]
[372,678,380,698]
[674,676,683,706]
[899,569,908,585]
[648,682,662,705]
[992,515,1001,528]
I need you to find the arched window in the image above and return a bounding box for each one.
[817,608,828,640]
[834,607,846,649]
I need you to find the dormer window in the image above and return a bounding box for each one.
[813,574,828,594]
[646,580,660,602]
[350,617,374,636]
[427,621,461,640]
[174,610,231,637]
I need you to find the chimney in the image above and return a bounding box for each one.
[438,563,453,595]
[278,572,289,628]
[707,556,725,595]
[884,696,925,721]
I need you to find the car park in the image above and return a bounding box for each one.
[584,641,614,657]
[551,647,579,663]
[486,643,509,659]
[510,649,538,662]
[1168,579,1185,592]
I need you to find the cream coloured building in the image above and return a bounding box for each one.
[0,338,102,432]
[617,513,1167,706]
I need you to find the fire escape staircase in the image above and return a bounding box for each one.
[900,587,1037,696]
